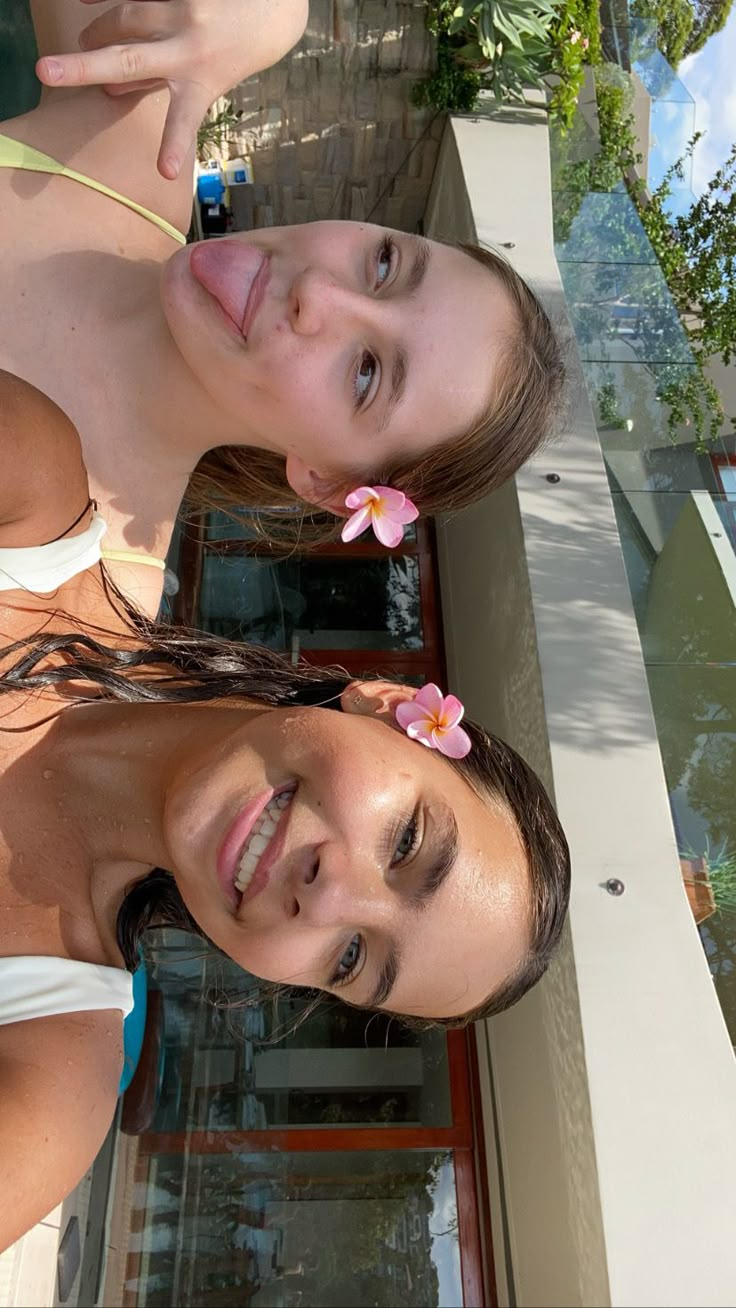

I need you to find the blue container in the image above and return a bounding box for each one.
[197,171,225,206]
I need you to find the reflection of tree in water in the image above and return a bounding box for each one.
[700,916,736,1045]
[653,676,736,852]
[651,669,736,1042]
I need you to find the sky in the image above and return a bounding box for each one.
[678,6,736,194]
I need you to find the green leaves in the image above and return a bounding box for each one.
[416,0,600,118]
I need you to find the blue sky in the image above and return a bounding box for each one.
[678,6,736,194]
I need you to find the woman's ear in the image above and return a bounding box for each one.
[340,680,418,725]
[284,452,348,517]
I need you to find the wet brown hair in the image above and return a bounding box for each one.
[185,242,566,549]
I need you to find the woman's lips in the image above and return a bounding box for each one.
[216,789,274,908]
[189,240,268,338]
[216,786,294,913]
[237,798,292,914]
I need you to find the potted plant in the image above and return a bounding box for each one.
[680,841,736,926]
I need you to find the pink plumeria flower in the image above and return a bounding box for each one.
[570,28,581,43]
[340,485,419,548]
[582,35,590,50]
[395,684,472,759]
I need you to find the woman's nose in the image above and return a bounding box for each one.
[294,846,389,927]
[288,268,362,337]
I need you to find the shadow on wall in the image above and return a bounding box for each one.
[521,488,658,754]
[0,0,39,120]
[220,0,445,232]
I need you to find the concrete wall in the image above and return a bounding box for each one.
[425,112,736,1307]
[221,0,443,231]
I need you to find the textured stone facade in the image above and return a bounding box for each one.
[219,0,443,232]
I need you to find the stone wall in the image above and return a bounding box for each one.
[220,0,443,232]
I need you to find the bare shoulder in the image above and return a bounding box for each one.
[0,370,90,548]
[0,1008,121,1252]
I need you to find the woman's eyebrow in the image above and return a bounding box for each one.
[365,940,402,1009]
[376,238,431,434]
[378,346,408,433]
[363,809,460,1010]
[411,808,460,910]
[406,235,432,295]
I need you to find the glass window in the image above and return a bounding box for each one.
[124,1149,463,1308]
[581,359,704,490]
[716,464,736,498]
[145,932,452,1134]
[557,260,692,366]
[555,191,658,266]
[198,553,424,652]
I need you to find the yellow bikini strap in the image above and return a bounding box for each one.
[100,549,167,571]
[60,165,187,245]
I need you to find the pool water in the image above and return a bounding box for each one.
[0,0,39,120]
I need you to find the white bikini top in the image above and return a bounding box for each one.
[0,511,108,593]
[0,955,134,1025]
[0,511,168,595]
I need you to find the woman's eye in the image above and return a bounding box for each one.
[375,236,395,288]
[393,812,419,865]
[353,351,377,408]
[334,934,362,983]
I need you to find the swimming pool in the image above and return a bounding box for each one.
[0,0,39,121]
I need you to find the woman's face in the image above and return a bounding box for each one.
[161,222,517,505]
[162,686,530,1019]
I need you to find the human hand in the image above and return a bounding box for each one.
[36,0,309,180]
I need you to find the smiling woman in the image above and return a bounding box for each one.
[3,628,569,1027]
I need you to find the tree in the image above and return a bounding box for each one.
[684,0,734,56]
[630,0,734,65]
[630,0,695,66]
[661,141,736,367]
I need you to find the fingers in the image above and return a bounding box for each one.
[78,2,175,52]
[103,78,166,97]
[37,38,175,89]
[157,80,210,179]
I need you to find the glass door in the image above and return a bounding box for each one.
[172,514,446,685]
[124,1148,464,1308]
[115,936,486,1308]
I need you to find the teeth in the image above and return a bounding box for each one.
[234,789,294,893]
